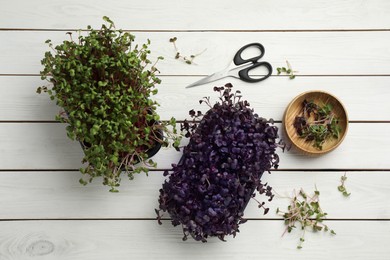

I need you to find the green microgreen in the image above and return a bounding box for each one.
[293,99,342,150]
[276,60,297,79]
[37,17,182,192]
[277,187,336,249]
[338,172,351,197]
[169,37,206,65]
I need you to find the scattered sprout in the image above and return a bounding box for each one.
[169,37,206,65]
[277,187,336,249]
[277,60,297,79]
[338,172,351,197]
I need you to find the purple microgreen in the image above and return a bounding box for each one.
[293,99,342,150]
[157,83,283,242]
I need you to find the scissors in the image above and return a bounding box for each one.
[186,42,272,88]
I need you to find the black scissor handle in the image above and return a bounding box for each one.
[238,62,273,83]
[233,42,265,66]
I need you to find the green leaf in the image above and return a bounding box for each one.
[343,191,351,197]
[103,16,114,25]
[111,155,119,164]
[98,81,108,87]
[79,178,87,185]
[169,37,177,42]
[90,127,98,136]
[314,225,323,231]
[37,17,180,192]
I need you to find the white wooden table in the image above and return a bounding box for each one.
[1,1,390,259]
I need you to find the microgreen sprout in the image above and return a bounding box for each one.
[276,60,297,79]
[276,187,336,249]
[169,37,207,65]
[293,99,342,150]
[338,172,351,197]
[157,83,283,242]
[38,17,181,191]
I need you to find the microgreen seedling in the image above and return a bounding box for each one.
[293,99,342,150]
[338,172,351,197]
[169,37,206,65]
[277,60,297,79]
[157,83,284,242]
[38,17,181,191]
[276,187,336,249]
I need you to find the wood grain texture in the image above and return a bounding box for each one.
[0,220,389,260]
[0,123,389,170]
[2,31,390,75]
[2,1,390,259]
[1,0,390,30]
[0,171,388,219]
[2,76,390,121]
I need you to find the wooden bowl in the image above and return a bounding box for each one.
[283,90,348,155]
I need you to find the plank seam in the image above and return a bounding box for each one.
[1,28,390,32]
[2,74,390,77]
[0,121,389,124]
[0,218,388,221]
[0,169,388,172]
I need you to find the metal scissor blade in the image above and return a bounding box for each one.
[185,69,229,88]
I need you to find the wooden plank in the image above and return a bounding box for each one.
[2,2,389,260]
[0,76,58,121]
[2,31,390,75]
[0,123,389,170]
[0,171,388,219]
[158,76,390,122]
[2,76,390,122]
[0,220,388,259]
[1,0,390,30]
[0,123,84,170]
